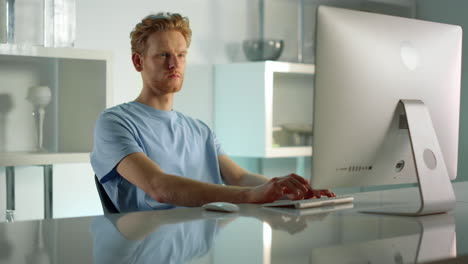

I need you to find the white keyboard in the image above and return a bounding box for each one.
[262,195,354,209]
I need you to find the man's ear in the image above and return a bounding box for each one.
[132,52,143,72]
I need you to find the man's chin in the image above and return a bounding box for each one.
[171,87,182,93]
[166,79,183,90]
[149,80,183,95]
[161,85,182,95]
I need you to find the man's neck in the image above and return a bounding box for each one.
[135,93,174,111]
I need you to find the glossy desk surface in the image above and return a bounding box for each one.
[1,182,468,264]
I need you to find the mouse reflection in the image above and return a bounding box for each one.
[90,209,233,264]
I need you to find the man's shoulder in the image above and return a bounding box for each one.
[100,102,138,119]
[95,103,142,131]
[102,102,133,114]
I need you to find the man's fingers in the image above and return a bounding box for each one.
[319,189,336,197]
[279,180,301,197]
[314,190,322,198]
[287,177,309,194]
[283,174,311,193]
[288,173,310,186]
[268,175,336,201]
[280,178,310,199]
[270,179,303,200]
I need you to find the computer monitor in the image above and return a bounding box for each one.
[311,6,462,215]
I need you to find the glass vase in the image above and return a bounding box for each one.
[1,0,75,47]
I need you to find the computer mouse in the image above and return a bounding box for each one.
[202,202,240,213]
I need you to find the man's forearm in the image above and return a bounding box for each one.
[149,173,252,206]
[218,155,270,187]
[117,152,260,207]
[236,172,270,187]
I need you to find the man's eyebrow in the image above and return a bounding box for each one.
[152,48,187,55]
[155,49,187,53]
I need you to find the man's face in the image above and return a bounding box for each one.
[134,30,187,96]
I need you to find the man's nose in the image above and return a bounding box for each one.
[168,55,179,69]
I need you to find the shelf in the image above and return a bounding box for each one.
[0,45,112,166]
[0,152,90,166]
[215,61,314,158]
[268,146,312,158]
[0,44,112,60]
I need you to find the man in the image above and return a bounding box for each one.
[91,12,334,213]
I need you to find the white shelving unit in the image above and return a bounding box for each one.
[215,61,314,158]
[0,44,112,220]
[0,44,112,165]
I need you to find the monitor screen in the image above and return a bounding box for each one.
[311,6,462,215]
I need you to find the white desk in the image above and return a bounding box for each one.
[0,182,467,264]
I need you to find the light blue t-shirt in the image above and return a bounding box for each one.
[91,101,226,212]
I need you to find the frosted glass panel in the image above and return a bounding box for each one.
[44,0,76,47]
[4,0,75,47]
[0,0,6,43]
[15,0,44,46]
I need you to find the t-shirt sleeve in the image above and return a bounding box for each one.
[91,111,143,182]
[212,128,226,156]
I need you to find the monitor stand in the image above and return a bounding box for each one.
[361,99,456,216]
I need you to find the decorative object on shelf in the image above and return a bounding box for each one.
[5,209,14,222]
[0,0,11,43]
[282,123,312,146]
[0,1,4,43]
[253,0,303,62]
[0,0,14,44]
[2,0,75,47]
[243,39,284,61]
[27,86,52,152]
[242,0,284,62]
[272,126,287,148]
[44,0,76,47]
[273,123,313,147]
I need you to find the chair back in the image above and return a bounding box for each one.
[94,175,119,214]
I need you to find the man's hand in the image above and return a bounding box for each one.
[246,173,335,204]
[304,188,336,199]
